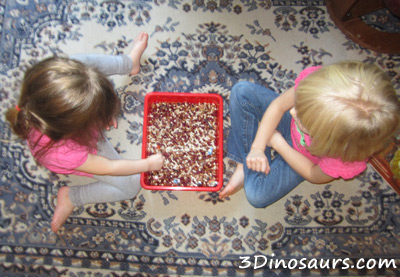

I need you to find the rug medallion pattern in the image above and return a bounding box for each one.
[0,0,400,275]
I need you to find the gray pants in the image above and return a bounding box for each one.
[67,53,141,207]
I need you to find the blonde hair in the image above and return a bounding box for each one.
[6,57,120,158]
[295,61,400,162]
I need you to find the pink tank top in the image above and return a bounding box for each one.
[27,129,96,177]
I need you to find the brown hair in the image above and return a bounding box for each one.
[6,57,120,159]
[295,61,400,162]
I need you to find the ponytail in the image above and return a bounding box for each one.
[5,106,31,139]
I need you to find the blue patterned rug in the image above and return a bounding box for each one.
[1,0,400,276]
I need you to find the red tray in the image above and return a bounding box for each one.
[141,92,224,191]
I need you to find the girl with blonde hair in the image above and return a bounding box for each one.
[219,61,400,207]
[6,32,164,232]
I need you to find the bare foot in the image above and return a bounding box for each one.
[219,163,245,199]
[51,186,75,232]
[129,32,149,75]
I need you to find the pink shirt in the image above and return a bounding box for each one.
[291,66,367,179]
[27,129,96,177]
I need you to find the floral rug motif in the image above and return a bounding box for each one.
[1,0,400,276]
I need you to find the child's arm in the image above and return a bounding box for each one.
[270,131,334,184]
[246,87,295,174]
[76,153,164,176]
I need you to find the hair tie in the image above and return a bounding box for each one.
[16,105,21,112]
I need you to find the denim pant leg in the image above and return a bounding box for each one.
[70,54,132,76]
[227,81,277,163]
[227,81,304,208]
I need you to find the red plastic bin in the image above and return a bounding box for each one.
[141,92,224,191]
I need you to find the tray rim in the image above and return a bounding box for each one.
[141,92,224,191]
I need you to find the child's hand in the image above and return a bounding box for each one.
[246,148,270,174]
[146,153,164,171]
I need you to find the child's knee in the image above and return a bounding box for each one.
[245,190,275,208]
[126,175,141,197]
[230,81,253,110]
[231,81,253,99]
[244,177,281,208]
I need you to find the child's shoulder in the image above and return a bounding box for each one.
[28,128,90,160]
[318,157,367,180]
[298,66,322,80]
[295,66,322,89]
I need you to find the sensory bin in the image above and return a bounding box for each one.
[141,92,223,191]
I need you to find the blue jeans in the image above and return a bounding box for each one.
[227,81,304,208]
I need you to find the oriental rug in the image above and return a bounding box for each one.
[1,0,400,276]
